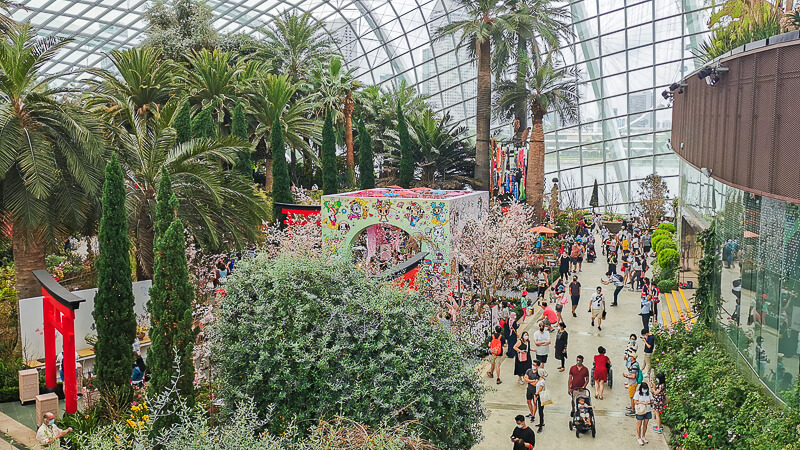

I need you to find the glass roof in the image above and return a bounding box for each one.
[11,0,475,124]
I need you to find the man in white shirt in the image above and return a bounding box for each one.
[36,412,72,448]
[533,323,552,368]
[588,287,606,331]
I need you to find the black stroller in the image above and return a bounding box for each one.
[586,244,597,262]
[568,387,596,438]
[590,360,613,388]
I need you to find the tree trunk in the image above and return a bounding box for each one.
[527,113,546,223]
[12,228,46,299]
[264,157,274,191]
[474,38,491,191]
[344,91,355,170]
[514,35,528,143]
[135,202,154,280]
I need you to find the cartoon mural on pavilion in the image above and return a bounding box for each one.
[321,188,489,274]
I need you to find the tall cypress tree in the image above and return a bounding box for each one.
[175,101,192,144]
[321,111,338,195]
[271,117,293,212]
[397,103,414,188]
[148,217,196,417]
[231,102,252,179]
[357,120,375,189]
[191,105,216,138]
[590,179,599,210]
[154,169,178,239]
[93,154,137,389]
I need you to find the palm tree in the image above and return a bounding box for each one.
[242,73,318,190]
[494,0,571,142]
[254,11,336,83]
[497,54,578,221]
[85,47,180,126]
[184,49,247,125]
[87,48,267,277]
[0,24,105,297]
[408,110,474,187]
[435,0,506,191]
[310,58,359,186]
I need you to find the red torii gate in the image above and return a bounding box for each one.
[33,270,85,414]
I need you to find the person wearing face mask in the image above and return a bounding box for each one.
[593,346,611,400]
[568,355,590,394]
[513,331,533,384]
[511,414,536,448]
[37,411,72,447]
[554,322,568,372]
[633,381,653,445]
[532,322,551,367]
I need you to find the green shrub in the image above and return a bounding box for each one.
[651,229,671,239]
[654,322,800,449]
[211,256,486,449]
[657,278,678,293]
[655,238,677,254]
[656,222,676,233]
[658,248,680,270]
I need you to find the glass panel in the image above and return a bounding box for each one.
[606,159,628,183]
[629,134,654,158]
[603,73,628,97]
[628,67,654,92]
[629,156,654,181]
[601,30,626,54]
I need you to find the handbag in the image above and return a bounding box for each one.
[539,388,554,406]
[634,403,647,415]
[602,310,607,320]
[518,350,528,362]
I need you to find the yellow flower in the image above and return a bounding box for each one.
[142,415,149,422]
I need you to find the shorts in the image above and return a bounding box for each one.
[537,354,548,364]
[571,295,580,306]
[628,383,638,398]
[592,309,603,321]
[555,303,564,313]
[635,412,652,420]
[526,389,537,401]
[490,354,504,367]
[570,257,578,264]
[577,257,583,263]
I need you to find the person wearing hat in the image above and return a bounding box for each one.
[624,352,643,416]
[520,290,529,323]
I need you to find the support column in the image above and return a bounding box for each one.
[62,309,77,414]
[42,294,56,390]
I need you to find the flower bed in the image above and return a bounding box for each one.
[654,321,800,449]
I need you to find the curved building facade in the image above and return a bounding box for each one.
[673,33,800,401]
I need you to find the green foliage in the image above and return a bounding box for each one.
[148,218,197,431]
[357,120,375,189]
[397,103,414,188]
[654,322,800,449]
[270,118,292,204]
[657,278,678,294]
[59,406,102,440]
[154,169,178,240]
[211,256,486,449]
[637,174,670,228]
[695,222,721,326]
[231,101,253,179]
[658,248,680,271]
[655,238,677,254]
[589,179,599,208]
[656,222,676,233]
[143,0,219,62]
[191,105,216,138]
[696,0,782,62]
[174,101,192,144]
[93,155,137,389]
[321,111,338,194]
[554,209,584,235]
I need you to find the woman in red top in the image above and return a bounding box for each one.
[593,346,611,400]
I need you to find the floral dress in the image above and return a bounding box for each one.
[652,382,666,413]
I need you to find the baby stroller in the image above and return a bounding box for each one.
[569,388,596,438]
[586,244,597,263]
[590,360,613,388]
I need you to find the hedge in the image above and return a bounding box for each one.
[656,222,676,233]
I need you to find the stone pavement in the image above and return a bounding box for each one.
[474,245,670,450]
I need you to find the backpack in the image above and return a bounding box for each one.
[489,334,503,355]
[634,362,643,384]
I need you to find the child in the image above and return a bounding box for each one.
[520,291,529,323]
[576,396,594,426]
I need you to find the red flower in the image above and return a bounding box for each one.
[682,434,688,438]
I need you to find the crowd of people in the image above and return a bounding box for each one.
[499,214,672,449]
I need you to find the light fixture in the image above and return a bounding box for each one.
[661,90,671,100]
[698,65,729,86]
[701,167,712,177]
[697,67,714,79]
[669,82,688,94]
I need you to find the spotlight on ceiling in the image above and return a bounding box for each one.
[661,90,672,100]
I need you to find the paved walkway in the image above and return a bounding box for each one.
[475,244,669,449]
